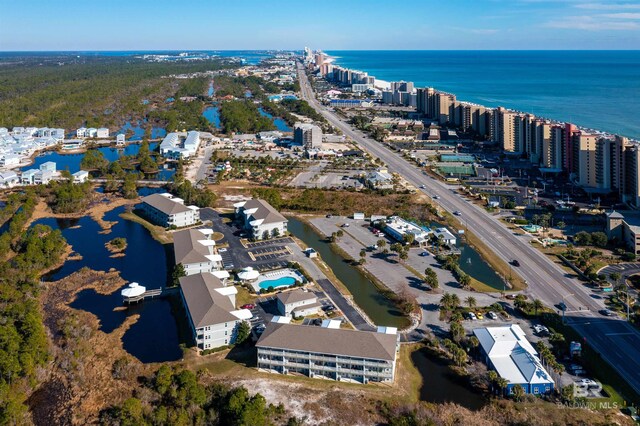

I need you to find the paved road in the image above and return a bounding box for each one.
[297,62,640,395]
[315,278,375,332]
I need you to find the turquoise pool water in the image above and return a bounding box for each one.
[259,276,297,290]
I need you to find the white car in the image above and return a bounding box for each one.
[433,195,440,199]
[487,311,498,320]
[218,248,228,253]
[467,312,477,320]
[575,379,598,389]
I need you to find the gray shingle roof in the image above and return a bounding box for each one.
[243,199,287,225]
[179,273,237,328]
[276,289,316,306]
[142,193,192,215]
[256,323,398,361]
[173,229,212,265]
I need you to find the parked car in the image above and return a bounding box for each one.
[323,305,335,312]
[241,304,255,309]
[326,214,333,218]
[599,309,614,316]
[255,324,266,335]
[572,369,587,376]
[533,324,549,335]
[218,248,228,253]
[419,251,429,257]
[476,312,484,320]
[487,311,498,320]
[467,312,477,320]
[575,378,599,389]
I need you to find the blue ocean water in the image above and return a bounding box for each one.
[326,50,640,139]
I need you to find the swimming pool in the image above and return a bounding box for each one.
[258,276,297,290]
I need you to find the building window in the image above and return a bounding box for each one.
[533,387,539,395]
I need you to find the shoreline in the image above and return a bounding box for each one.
[318,49,639,142]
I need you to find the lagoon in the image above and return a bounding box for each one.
[36,205,184,363]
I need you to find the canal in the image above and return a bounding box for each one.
[287,217,410,328]
[457,243,506,291]
[35,205,185,363]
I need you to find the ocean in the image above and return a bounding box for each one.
[325,50,640,140]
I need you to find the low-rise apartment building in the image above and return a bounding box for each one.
[179,273,252,350]
[276,289,320,317]
[256,322,399,384]
[140,193,200,228]
[173,228,224,276]
[234,198,288,240]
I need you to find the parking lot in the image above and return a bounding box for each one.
[246,237,294,248]
[248,245,291,261]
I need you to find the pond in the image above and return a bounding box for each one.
[258,107,292,132]
[202,104,221,128]
[287,217,410,328]
[457,243,507,291]
[119,121,167,141]
[35,205,185,363]
[22,143,176,181]
[412,347,487,410]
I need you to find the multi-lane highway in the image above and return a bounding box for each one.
[297,62,640,396]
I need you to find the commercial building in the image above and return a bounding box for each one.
[276,289,321,317]
[160,131,201,159]
[294,123,323,150]
[383,216,431,245]
[256,322,399,384]
[179,273,252,350]
[234,198,288,240]
[140,193,200,228]
[473,325,554,395]
[173,228,224,276]
[365,168,394,190]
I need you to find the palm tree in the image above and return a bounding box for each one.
[512,384,525,401]
[496,378,509,397]
[532,299,544,316]
[440,293,453,310]
[465,296,477,309]
[450,293,461,309]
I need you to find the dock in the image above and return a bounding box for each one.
[122,288,163,304]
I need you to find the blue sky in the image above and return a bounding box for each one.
[1,0,639,50]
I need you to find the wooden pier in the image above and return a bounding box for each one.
[122,288,163,304]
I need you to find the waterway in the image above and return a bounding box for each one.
[118,120,166,140]
[411,347,486,410]
[287,217,410,328]
[35,205,184,363]
[258,107,292,132]
[21,142,176,181]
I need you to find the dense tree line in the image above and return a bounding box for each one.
[0,215,68,423]
[219,100,275,134]
[0,56,230,130]
[100,366,299,426]
[168,179,217,208]
[148,99,212,133]
[47,179,94,214]
[261,99,327,128]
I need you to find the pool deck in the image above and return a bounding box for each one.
[250,268,304,293]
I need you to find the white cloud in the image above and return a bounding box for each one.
[575,2,640,10]
[601,12,640,19]
[546,14,640,29]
